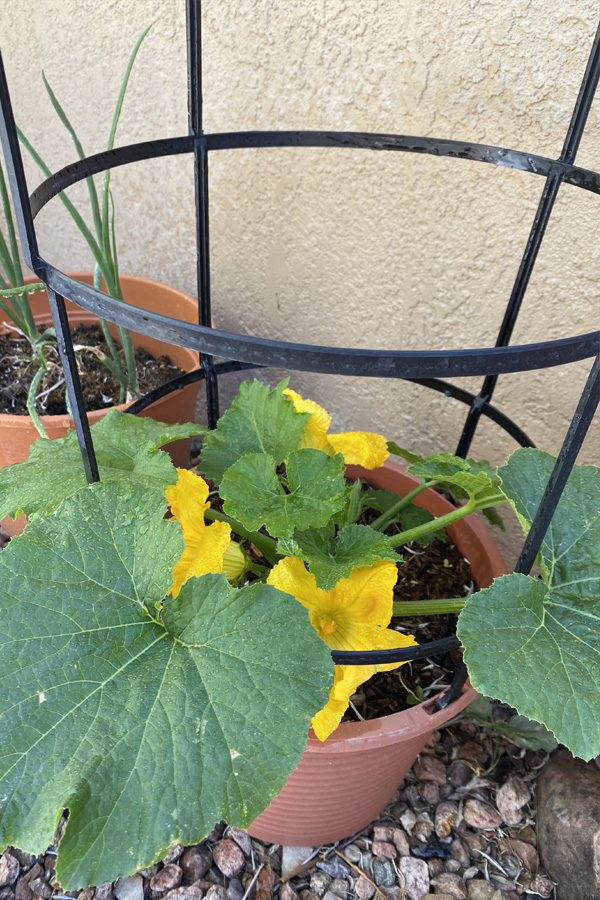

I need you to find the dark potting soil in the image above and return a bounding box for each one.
[340,482,475,723]
[0,323,185,415]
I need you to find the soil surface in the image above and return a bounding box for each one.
[0,324,184,415]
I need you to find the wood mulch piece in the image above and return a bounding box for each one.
[0,323,184,415]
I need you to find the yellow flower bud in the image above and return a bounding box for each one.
[223,540,249,582]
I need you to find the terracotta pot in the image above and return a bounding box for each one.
[0,272,201,470]
[247,459,508,845]
[0,273,201,538]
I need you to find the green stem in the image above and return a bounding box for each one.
[204,507,280,566]
[393,598,467,616]
[369,481,433,532]
[93,265,128,389]
[0,295,27,333]
[389,499,476,548]
[26,365,49,439]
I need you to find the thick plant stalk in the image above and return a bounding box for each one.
[26,365,49,439]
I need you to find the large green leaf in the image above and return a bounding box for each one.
[458,449,600,760]
[220,448,347,539]
[0,409,203,521]
[199,380,310,484]
[279,523,398,590]
[0,482,333,888]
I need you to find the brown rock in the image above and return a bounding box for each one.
[0,855,20,889]
[462,799,502,831]
[95,884,114,900]
[151,866,183,894]
[448,761,473,788]
[371,842,397,860]
[22,866,43,887]
[508,839,538,873]
[14,879,33,900]
[256,865,276,900]
[466,883,504,900]
[181,848,213,884]
[28,878,52,900]
[458,741,489,767]
[413,755,447,785]
[423,895,454,900]
[419,782,440,805]
[207,824,226,844]
[463,832,487,853]
[372,825,394,842]
[430,873,467,899]
[279,884,299,900]
[435,801,459,838]
[354,877,375,900]
[299,892,320,900]
[496,777,531,827]
[513,825,536,846]
[398,857,429,900]
[391,828,409,857]
[427,859,445,878]
[79,889,95,900]
[213,842,245,879]
[308,873,330,898]
[205,888,227,900]
[525,875,553,897]
[163,845,184,866]
[164,888,204,900]
[7,852,35,873]
[450,838,470,868]
[225,828,252,858]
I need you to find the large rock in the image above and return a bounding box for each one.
[536,749,600,900]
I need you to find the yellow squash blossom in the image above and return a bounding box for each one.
[283,388,389,469]
[165,468,232,597]
[267,556,417,741]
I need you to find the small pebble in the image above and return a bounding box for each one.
[354,876,375,900]
[138,864,160,880]
[496,777,531,826]
[164,889,204,900]
[466,882,503,900]
[95,884,114,900]
[0,854,20,888]
[225,828,252,858]
[343,844,361,864]
[372,841,396,860]
[8,851,36,872]
[205,887,227,900]
[316,860,349,880]
[431,872,467,899]
[213,841,244,879]
[462,799,502,831]
[180,847,213,884]
[371,859,395,888]
[399,809,416,833]
[79,888,95,900]
[163,844,184,865]
[29,878,52,900]
[451,838,470,868]
[279,883,299,900]
[398,857,429,900]
[14,877,33,900]
[309,872,331,897]
[329,880,348,894]
[448,761,473,788]
[427,859,445,878]
[445,858,462,873]
[114,875,144,900]
[226,877,244,900]
[435,801,459,838]
[150,865,183,893]
[321,892,343,900]
[372,825,394,842]
[419,782,440,805]
[413,755,447,785]
[299,892,320,900]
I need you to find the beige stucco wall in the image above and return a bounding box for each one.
[1,1,599,563]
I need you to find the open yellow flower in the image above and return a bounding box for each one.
[283,388,389,469]
[165,468,232,597]
[267,556,417,741]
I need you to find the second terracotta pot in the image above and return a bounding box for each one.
[0,272,201,470]
[247,460,507,846]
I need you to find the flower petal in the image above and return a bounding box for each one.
[170,519,232,597]
[330,561,398,629]
[327,431,389,469]
[267,556,328,611]
[283,388,332,453]
[165,468,210,526]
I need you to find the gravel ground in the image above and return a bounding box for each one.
[0,716,556,900]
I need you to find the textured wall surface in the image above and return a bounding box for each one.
[1,1,599,562]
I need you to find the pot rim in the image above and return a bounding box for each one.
[0,271,200,428]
